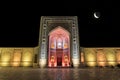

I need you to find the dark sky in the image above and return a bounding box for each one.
[0,0,116,47]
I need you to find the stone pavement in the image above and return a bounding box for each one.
[0,67,120,80]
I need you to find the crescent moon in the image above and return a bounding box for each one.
[94,13,99,18]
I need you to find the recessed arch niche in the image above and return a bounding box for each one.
[48,26,70,67]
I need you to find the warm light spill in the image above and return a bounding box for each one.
[39,59,47,68]
[22,61,32,66]
[84,48,97,67]
[1,52,11,66]
[87,62,96,67]
[72,59,80,67]
[116,50,120,64]
[97,50,106,66]
[105,49,116,66]
[22,52,33,66]
[1,62,9,66]
[81,52,84,63]
[1,53,11,61]
[12,51,21,66]
[86,53,96,66]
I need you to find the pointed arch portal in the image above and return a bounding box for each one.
[39,16,80,68]
[48,27,71,67]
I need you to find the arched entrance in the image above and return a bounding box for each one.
[39,16,80,68]
[48,26,71,67]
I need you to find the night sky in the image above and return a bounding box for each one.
[0,0,116,47]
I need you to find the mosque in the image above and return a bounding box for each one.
[0,16,120,68]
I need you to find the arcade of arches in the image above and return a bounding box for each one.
[0,16,120,68]
[0,48,120,67]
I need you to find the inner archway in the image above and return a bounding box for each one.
[48,26,70,67]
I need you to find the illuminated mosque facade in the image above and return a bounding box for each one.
[0,16,120,68]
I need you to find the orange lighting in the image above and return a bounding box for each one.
[87,62,96,67]
[12,62,20,66]
[12,51,21,67]
[105,49,116,66]
[48,55,57,67]
[50,56,55,62]
[86,53,96,66]
[97,50,106,66]
[64,56,68,62]
[116,50,120,64]
[1,51,11,66]
[84,48,97,67]
[81,52,84,63]
[21,52,33,66]
[62,55,69,67]
[64,43,68,48]
[51,43,55,49]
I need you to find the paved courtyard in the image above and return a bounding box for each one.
[0,67,120,80]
